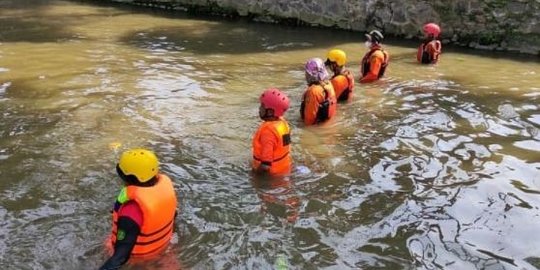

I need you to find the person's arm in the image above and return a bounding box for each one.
[255,129,277,172]
[428,41,442,63]
[330,75,349,101]
[360,53,382,83]
[345,70,354,89]
[100,202,142,270]
[345,71,354,100]
[303,89,324,125]
[417,43,425,63]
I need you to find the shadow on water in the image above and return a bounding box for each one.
[0,1,74,43]
[81,0,540,61]
[117,22,362,55]
[0,0,133,43]
[0,0,53,9]
[69,0,364,55]
[4,0,536,61]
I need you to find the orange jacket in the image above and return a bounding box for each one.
[417,40,441,64]
[300,82,337,125]
[360,45,389,83]
[331,69,354,102]
[111,174,177,257]
[252,118,292,175]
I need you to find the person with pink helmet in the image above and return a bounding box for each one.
[300,58,337,125]
[252,88,292,175]
[417,23,442,64]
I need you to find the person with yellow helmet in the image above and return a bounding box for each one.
[100,149,177,270]
[325,49,355,102]
[359,30,390,83]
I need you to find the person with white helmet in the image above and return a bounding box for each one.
[300,58,337,125]
[360,30,390,83]
[418,23,442,64]
[325,49,355,102]
[101,149,178,270]
[252,88,292,175]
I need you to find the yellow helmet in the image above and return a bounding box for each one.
[326,49,347,66]
[117,148,159,183]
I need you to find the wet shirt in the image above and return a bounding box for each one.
[418,40,442,64]
[252,118,292,175]
[360,45,389,83]
[331,69,354,102]
[301,83,337,125]
[117,201,143,227]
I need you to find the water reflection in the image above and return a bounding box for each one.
[250,173,300,224]
[118,20,360,55]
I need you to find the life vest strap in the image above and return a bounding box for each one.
[136,226,173,246]
[139,218,174,237]
[253,151,290,164]
[113,218,173,237]
[131,239,170,256]
[112,225,172,246]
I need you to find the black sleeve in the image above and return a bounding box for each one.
[99,216,140,270]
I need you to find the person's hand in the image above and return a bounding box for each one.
[258,163,271,172]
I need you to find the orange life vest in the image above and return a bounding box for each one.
[417,40,441,64]
[252,119,292,175]
[361,47,389,78]
[331,70,354,102]
[300,82,337,123]
[111,174,177,257]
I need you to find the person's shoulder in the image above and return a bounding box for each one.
[322,80,334,89]
[379,48,390,59]
[279,118,290,126]
[260,120,278,128]
[307,83,324,92]
[372,49,386,57]
[342,69,354,77]
[118,200,141,214]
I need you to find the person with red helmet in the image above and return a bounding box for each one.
[252,88,292,175]
[418,23,442,64]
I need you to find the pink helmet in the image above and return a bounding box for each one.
[260,88,290,117]
[423,23,441,37]
[305,58,329,84]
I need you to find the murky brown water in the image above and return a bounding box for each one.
[1,1,539,269]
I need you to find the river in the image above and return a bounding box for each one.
[0,0,539,269]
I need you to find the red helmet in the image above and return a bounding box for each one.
[423,23,441,37]
[260,88,290,117]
